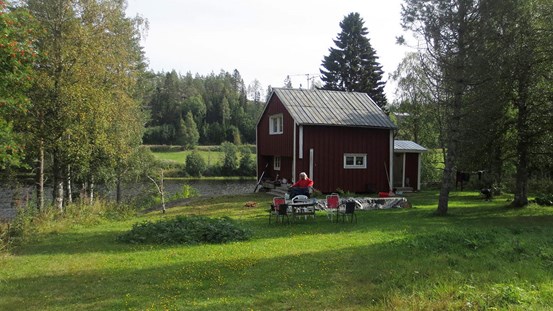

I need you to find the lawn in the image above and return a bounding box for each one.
[1,191,553,310]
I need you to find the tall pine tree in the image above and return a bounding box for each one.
[320,12,387,107]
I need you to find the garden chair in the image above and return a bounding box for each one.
[269,197,289,224]
[338,200,357,223]
[325,193,341,222]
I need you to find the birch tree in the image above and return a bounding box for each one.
[25,0,146,210]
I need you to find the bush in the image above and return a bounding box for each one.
[221,142,239,176]
[185,151,206,177]
[238,146,256,177]
[535,194,553,206]
[204,164,222,177]
[158,159,186,177]
[168,184,198,201]
[117,216,251,245]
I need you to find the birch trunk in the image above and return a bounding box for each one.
[53,157,64,212]
[36,138,44,211]
[65,164,72,204]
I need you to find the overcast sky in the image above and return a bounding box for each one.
[125,0,414,100]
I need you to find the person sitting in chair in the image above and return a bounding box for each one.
[288,172,314,199]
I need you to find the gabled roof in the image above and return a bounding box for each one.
[271,88,397,129]
[394,140,427,153]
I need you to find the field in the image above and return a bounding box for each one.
[151,145,256,166]
[1,191,553,310]
[153,150,224,166]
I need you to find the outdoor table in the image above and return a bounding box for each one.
[286,199,317,221]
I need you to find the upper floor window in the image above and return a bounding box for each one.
[269,114,283,135]
[344,153,367,169]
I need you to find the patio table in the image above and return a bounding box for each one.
[287,199,317,221]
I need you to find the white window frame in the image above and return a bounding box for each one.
[274,156,281,171]
[269,114,283,135]
[344,153,367,169]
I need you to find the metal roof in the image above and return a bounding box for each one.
[394,140,427,153]
[272,88,397,129]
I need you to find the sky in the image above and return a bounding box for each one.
[125,0,415,100]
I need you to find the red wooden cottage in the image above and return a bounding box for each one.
[256,88,400,194]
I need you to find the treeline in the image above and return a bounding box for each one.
[143,70,264,146]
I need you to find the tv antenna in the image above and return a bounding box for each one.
[288,73,320,89]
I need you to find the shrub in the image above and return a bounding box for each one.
[158,159,186,177]
[117,216,251,245]
[168,184,198,201]
[185,151,206,177]
[238,147,256,177]
[221,142,239,176]
[204,164,222,177]
[535,194,553,206]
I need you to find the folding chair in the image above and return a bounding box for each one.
[325,193,340,222]
[338,200,357,223]
[269,197,289,224]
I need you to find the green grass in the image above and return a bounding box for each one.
[1,191,553,310]
[152,147,256,166]
[153,150,224,166]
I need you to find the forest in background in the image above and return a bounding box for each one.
[142,70,265,147]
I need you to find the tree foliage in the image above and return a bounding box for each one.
[19,0,147,210]
[221,141,239,176]
[399,0,553,211]
[0,1,38,169]
[320,12,387,107]
[185,150,206,177]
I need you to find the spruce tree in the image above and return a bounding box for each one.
[320,12,387,107]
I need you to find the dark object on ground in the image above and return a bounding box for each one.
[456,171,470,190]
[480,188,492,201]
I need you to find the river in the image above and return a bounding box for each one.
[0,179,256,220]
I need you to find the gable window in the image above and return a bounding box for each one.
[269,114,283,135]
[274,156,281,171]
[344,153,367,169]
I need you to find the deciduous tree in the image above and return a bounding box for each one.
[0,1,38,170]
[402,0,481,215]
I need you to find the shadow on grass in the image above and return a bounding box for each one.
[2,222,552,311]
[12,195,553,258]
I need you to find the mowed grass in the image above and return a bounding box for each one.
[1,191,553,310]
[153,150,224,166]
[152,149,256,166]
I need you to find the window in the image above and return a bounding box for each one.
[274,156,281,171]
[344,153,367,169]
[269,114,283,134]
